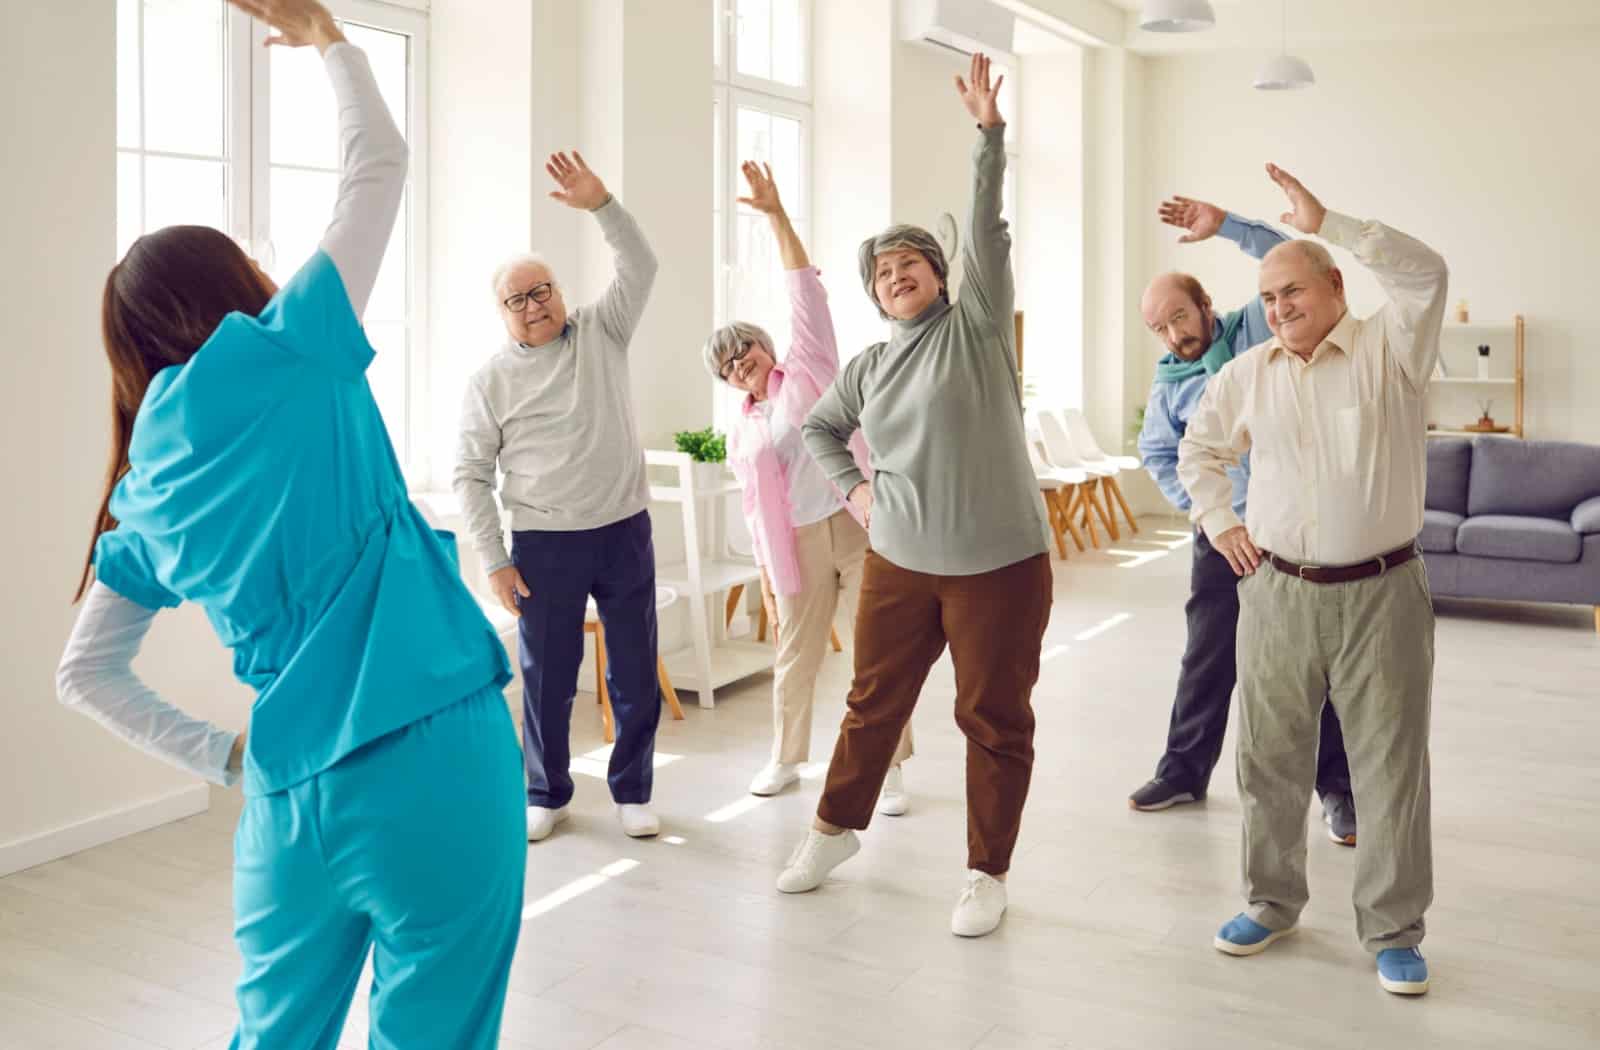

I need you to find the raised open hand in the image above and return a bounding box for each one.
[226,0,343,51]
[954,52,1004,129]
[546,151,610,211]
[736,161,784,216]
[1158,196,1227,244]
[1265,163,1327,235]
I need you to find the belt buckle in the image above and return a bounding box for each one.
[1298,563,1312,581]
[1375,552,1388,575]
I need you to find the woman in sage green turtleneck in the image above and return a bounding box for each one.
[778,54,1054,940]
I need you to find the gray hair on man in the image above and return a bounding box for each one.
[857,224,950,320]
[489,252,554,300]
[702,320,776,381]
[1265,239,1338,279]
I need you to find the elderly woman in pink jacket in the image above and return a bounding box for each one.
[705,162,914,807]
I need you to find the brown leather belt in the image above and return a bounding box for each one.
[1262,542,1418,585]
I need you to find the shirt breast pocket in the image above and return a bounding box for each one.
[1333,397,1383,477]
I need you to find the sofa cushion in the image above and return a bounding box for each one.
[1419,510,1463,553]
[1456,515,1582,564]
[1467,438,1600,517]
[1425,438,1472,515]
[1574,496,1600,535]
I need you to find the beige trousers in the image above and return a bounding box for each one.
[770,511,913,767]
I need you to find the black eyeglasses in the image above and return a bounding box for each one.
[503,281,555,313]
[719,342,753,382]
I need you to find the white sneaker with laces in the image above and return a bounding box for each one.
[775,829,860,893]
[749,762,801,797]
[526,805,569,843]
[877,764,910,816]
[951,870,1007,937]
[616,803,660,838]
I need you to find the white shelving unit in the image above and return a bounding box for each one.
[1426,315,1525,439]
[646,449,768,709]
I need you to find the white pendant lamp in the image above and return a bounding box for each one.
[1255,0,1314,89]
[1139,0,1216,33]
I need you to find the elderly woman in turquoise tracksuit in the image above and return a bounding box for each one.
[53,1,523,1046]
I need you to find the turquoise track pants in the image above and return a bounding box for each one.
[229,684,525,1049]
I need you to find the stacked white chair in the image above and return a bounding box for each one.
[1035,409,1119,547]
[1023,428,1090,558]
[1061,408,1141,537]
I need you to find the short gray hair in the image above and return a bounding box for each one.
[1267,239,1337,278]
[703,321,775,381]
[858,224,949,320]
[490,252,554,301]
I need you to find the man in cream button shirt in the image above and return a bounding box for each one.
[1179,163,1447,996]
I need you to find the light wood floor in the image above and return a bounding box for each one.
[4,518,1598,1049]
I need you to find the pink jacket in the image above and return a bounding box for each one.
[728,268,871,597]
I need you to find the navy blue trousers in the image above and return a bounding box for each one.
[1156,527,1352,798]
[512,510,659,808]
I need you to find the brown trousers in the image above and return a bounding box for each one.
[816,550,1053,875]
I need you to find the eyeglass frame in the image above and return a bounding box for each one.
[502,281,556,313]
[718,341,756,383]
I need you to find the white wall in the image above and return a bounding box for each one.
[1017,47,1084,411]
[0,3,246,875]
[1136,30,1600,443]
[425,0,535,491]
[813,0,894,361]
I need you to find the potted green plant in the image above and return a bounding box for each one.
[674,427,728,490]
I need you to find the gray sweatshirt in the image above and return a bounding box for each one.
[803,126,1047,577]
[454,199,658,573]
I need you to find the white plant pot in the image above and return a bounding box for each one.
[691,461,724,491]
[1477,356,1491,380]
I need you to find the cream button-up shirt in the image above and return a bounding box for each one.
[1178,211,1449,566]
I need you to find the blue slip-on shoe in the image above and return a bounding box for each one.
[1213,913,1297,956]
[1377,947,1430,995]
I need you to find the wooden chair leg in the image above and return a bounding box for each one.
[593,622,614,744]
[1079,480,1101,548]
[1044,490,1068,558]
[1594,605,1599,634]
[1090,480,1120,541]
[1105,475,1139,535]
[1060,487,1088,552]
[658,658,685,721]
[757,603,769,643]
[725,584,744,629]
[830,626,843,652]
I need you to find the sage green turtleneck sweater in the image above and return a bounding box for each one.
[803,125,1047,577]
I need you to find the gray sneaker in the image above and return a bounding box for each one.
[1322,791,1356,846]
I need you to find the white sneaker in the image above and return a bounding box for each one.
[750,762,801,797]
[616,803,660,838]
[526,805,569,842]
[775,829,860,893]
[877,764,909,816]
[951,870,1007,937]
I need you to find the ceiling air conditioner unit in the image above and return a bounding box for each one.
[900,0,1017,65]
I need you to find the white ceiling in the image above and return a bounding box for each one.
[1086,0,1600,52]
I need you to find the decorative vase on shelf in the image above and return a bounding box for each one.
[691,460,724,491]
[1455,300,1470,323]
[1476,343,1491,380]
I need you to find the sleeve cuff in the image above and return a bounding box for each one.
[482,556,513,577]
[1218,213,1249,243]
[209,731,241,788]
[833,470,868,497]
[1316,210,1362,247]
[1197,507,1243,542]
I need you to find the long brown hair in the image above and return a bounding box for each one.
[76,225,274,602]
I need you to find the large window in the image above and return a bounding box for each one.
[712,0,813,432]
[116,0,427,474]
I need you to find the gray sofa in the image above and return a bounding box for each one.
[1422,436,1600,631]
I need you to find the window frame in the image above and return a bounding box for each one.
[117,0,430,480]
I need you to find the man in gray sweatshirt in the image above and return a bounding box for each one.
[454,151,661,844]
